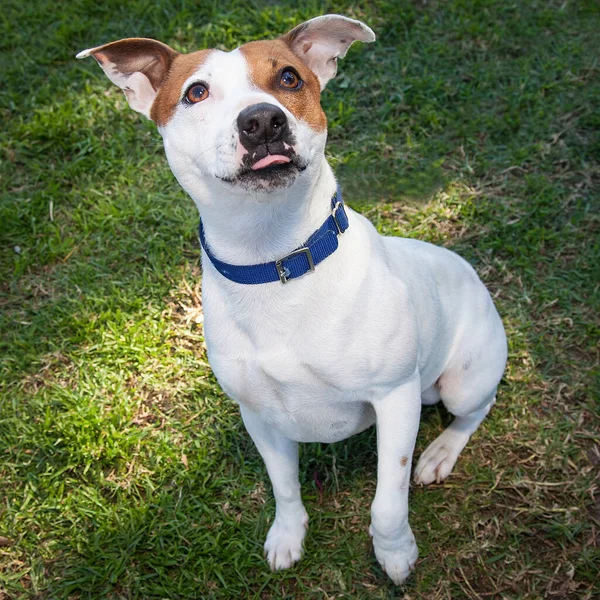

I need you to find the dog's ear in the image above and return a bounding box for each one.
[76,38,178,119]
[281,15,375,90]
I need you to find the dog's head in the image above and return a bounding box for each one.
[77,16,374,201]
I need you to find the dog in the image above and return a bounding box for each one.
[77,14,507,585]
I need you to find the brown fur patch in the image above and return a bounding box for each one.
[400,456,408,467]
[240,40,327,131]
[92,38,177,91]
[151,50,213,126]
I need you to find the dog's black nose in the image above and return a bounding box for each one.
[237,103,288,148]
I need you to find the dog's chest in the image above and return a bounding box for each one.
[212,348,376,442]
[202,292,407,442]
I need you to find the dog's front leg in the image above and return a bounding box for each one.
[240,404,309,571]
[370,375,421,585]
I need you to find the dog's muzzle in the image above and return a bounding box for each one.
[224,103,301,189]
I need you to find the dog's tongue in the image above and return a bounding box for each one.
[251,154,291,171]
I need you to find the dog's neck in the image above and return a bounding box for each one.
[195,157,338,265]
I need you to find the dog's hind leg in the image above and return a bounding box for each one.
[415,313,507,485]
[240,404,308,570]
[414,393,495,485]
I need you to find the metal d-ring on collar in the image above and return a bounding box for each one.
[198,184,349,285]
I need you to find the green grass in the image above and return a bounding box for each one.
[1,0,598,598]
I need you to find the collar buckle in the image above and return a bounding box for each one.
[332,201,346,234]
[275,247,315,284]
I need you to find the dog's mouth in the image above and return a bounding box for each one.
[251,154,292,170]
[218,144,307,191]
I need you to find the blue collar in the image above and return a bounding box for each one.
[199,184,349,284]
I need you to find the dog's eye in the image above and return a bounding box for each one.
[279,68,302,90]
[185,83,209,104]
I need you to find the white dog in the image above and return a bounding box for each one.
[78,15,507,585]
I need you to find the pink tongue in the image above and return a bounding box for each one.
[251,154,291,171]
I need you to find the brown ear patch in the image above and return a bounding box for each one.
[90,38,178,91]
[151,50,214,126]
[240,40,327,132]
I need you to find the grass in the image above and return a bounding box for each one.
[1,0,598,598]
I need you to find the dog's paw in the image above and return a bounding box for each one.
[414,433,461,485]
[264,511,308,571]
[372,532,419,585]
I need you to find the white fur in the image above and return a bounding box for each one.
[197,157,507,583]
[82,16,507,585]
